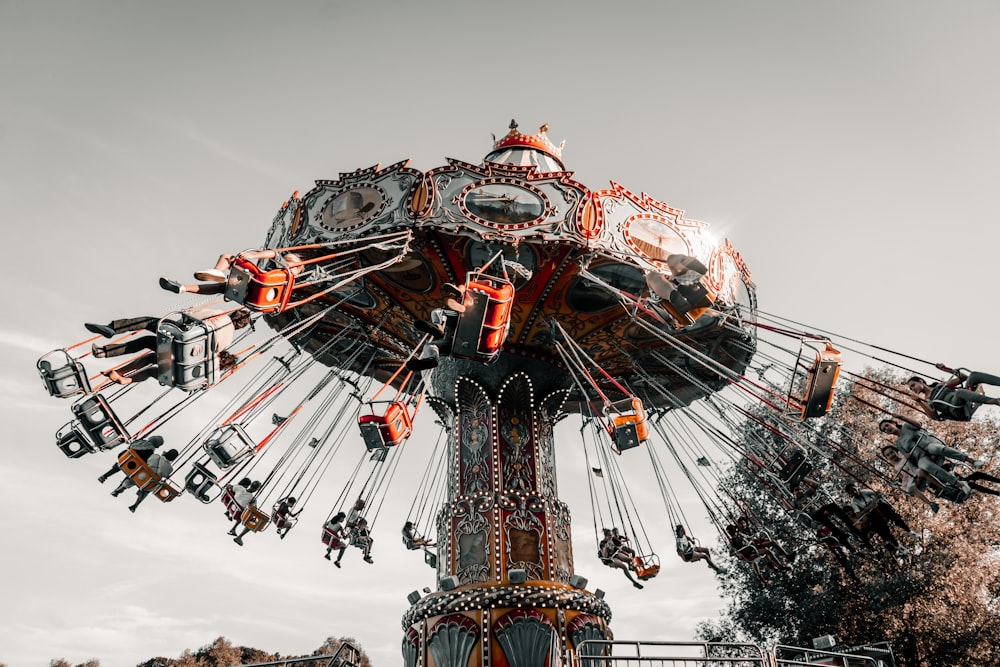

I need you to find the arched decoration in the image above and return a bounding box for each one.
[454,497,492,585]
[568,614,607,657]
[495,609,555,667]
[457,377,493,497]
[428,614,479,667]
[402,627,420,667]
[503,501,545,580]
[497,373,535,494]
[537,389,569,500]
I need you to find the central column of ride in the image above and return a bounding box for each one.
[401,356,611,667]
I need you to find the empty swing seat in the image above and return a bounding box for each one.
[38,350,92,398]
[799,343,842,419]
[184,461,220,503]
[156,314,219,392]
[358,401,413,450]
[55,421,98,458]
[71,394,130,450]
[203,424,255,468]
[451,274,514,363]
[632,554,660,580]
[240,505,270,532]
[606,398,649,452]
[224,257,295,313]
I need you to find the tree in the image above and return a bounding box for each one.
[700,369,1000,667]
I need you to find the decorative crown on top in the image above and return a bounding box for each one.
[492,119,565,162]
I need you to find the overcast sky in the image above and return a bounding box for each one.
[2,1,999,666]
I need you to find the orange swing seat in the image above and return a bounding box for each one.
[224,257,296,313]
[358,400,414,450]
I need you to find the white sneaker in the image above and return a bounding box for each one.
[194,269,227,282]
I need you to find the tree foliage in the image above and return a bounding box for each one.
[125,634,369,667]
[699,369,1000,667]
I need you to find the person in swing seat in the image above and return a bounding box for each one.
[879,413,986,499]
[674,524,725,573]
[598,528,644,590]
[402,521,435,549]
[906,365,1000,422]
[158,250,305,295]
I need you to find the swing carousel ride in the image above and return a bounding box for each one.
[37,121,991,666]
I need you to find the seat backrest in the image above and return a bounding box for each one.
[225,258,294,313]
[117,447,162,491]
[184,461,220,503]
[55,421,97,458]
[203,424,255,468]
[157,317,218,391]
[38,351,92,398]
[71,394,130,450]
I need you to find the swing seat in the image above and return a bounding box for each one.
[606,398,649,452]
[632,554,660,580]
[224,258,295,313]
[55,421,97,458]
[451,274,514,363]
[322,527,347,549]
[271,505,298,532]
[358,400,413,450]
[38,350,92,398]
[241,505,270,532]
[153,480,181,503]
[221,486,247,521]
[800,343,842,419]
[117,448,163,492]
[936,482,972,504]
[156,315,219,391]
[775,447,814,487]
[203,424,255,468]
[424,549,438,569]
[658,280,717,327]
[184,462,220,503]
[71,394,130,450]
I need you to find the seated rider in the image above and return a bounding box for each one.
[907,365,1000,422]
[273,496,301,539]
[402,521,435,549]
[879,413,986,499]
[110,448,179,513]
[97,434,164,484]
[352,517,375,564]
[323,512,348,566]
[598,528,643,590]
[727,518,792,583]
[880,445,943,512]
[88,308,251,385]
[159,250,305,295]
[227,480,261,543]
[844,482,919,555]
[674,524,725,573]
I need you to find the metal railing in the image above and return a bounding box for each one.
[570,640,768,667]
[229,641,361,667]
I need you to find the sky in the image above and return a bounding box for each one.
[2,1,1000,666]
